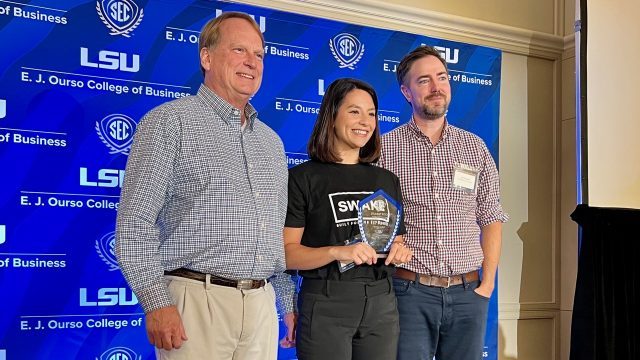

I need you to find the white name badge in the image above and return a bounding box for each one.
[452,163,480,194]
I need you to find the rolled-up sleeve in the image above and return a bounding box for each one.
[476,145,508,227]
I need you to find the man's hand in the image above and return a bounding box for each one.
[146,305,188,350]
[474,282,494,299]
[385,241,412,266]
[279,312,297,348]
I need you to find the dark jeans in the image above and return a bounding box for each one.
[394,278,489,360]
[296,278,400,360]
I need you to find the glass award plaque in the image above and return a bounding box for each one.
[338,190,402,272]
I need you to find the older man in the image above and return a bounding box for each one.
[116,12,294,359]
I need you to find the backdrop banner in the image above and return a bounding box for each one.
[0,1,502,359]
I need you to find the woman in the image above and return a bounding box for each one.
[284,78,412,360]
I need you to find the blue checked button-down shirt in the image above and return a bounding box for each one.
[116,84,294,314]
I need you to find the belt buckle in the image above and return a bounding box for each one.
[444,276,451,288]
[236,279,253,290]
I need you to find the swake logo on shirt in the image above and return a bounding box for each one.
[339,199,387,213]
[329,191,372,224]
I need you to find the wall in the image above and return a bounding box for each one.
[584,0,640,209]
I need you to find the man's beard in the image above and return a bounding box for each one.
[420,94,449,120]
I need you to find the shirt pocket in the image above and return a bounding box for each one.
[443,165,478,214]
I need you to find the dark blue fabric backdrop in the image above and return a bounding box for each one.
[0,1,501,359]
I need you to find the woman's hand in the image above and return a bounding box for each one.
[329,241,377,265]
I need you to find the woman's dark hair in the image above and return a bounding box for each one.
[307,78,381,163]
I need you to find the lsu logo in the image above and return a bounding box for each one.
[96,114,137,155]
[215,9,266,33]
[80,47,140,73]
[421,43,460,64]
[96,0,144,38]
[96,231,118,271]
[97,346,141,360]
[329,33,365,70]
[80,167,125,188]
[80,287,138,306]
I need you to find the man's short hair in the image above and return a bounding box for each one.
[198,12,265,75]
[308,78,381,164]
[396,45,448,86]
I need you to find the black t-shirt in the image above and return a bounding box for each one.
[286,160,406,281]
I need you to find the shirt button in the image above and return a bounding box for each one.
[438,240,443,246]
[431,149,436,154]
[433,171,437,176]
[233,110,240,115]
[257,255,263,261]
[256,192,260,198]
[434,193,439,199]
[436,215,442,221]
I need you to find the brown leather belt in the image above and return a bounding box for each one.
[164,268,266,290]
[394,268,479,288]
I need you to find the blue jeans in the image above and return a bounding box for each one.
[393,278,489,360]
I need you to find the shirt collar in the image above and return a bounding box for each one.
[197,84,258,130]
[407,116,451,143]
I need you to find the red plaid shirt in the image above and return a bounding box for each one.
[378,119,508,276]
